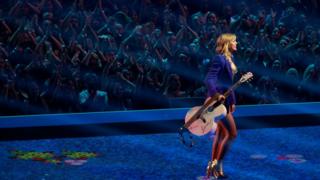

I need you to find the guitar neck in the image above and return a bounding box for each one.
[223,80,242,98]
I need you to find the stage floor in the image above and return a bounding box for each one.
[1,125,319,179]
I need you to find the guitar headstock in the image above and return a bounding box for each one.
[239,72,253,83]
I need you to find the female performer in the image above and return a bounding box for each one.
[205,33,238,178]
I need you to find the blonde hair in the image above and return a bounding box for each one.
[215,33,238,75]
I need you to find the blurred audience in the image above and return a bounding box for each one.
[0,0,319,115]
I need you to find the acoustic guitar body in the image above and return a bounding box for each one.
[184,103,227,136]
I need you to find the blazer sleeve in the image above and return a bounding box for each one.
[205,56,223,97]
[230,90,236,105]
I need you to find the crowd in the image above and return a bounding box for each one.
[0,0,319,115]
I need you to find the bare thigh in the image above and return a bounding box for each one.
[225,113,237,139]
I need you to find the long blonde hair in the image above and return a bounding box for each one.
[215,33,237,75]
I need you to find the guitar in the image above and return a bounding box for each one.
[181,72,253,137]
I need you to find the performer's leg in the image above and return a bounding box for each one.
[207,122,228,178]
[207,123,219,178]
[217,113,238,177]
[219,113,238,159]
[225,113,238,140]
[215,122,230,161]
[207,121,229,177]
[210,123,221,160]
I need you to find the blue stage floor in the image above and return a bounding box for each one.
[0,125,319,179]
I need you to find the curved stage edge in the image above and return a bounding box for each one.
[0,102,320,140]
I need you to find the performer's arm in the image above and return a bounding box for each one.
[205,56,223,97]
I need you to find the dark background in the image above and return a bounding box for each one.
[0,0,319,115]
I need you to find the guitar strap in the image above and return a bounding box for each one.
[178,126,194,148]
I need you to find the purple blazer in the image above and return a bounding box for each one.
[204,54,236,106]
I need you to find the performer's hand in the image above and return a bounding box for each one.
[218,95,225,102]
[230,104,236,113]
